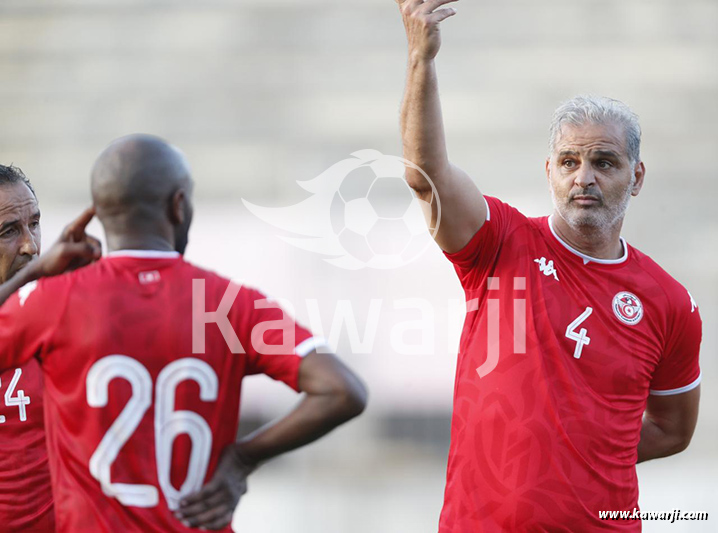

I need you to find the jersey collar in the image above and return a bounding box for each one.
[547,215,628,265]
[106,250,181,259]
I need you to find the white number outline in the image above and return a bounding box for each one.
[86,355,219,510]
[155,358,218,510]
[1,369,32,423]
[565,306,593,359]
[87,355,159,507]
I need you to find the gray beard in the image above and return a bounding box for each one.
[551,177,634,234]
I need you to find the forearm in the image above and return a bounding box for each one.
[0,262,40,306]
[176,353,366,528]
[637,415,690,463]
[401,57,451,190]
[637,387,700,463]
[234,390,364,465]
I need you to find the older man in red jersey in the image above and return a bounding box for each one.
[0,164,101,531]
[397,1,701,531]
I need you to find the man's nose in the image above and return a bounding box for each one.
[19,228,39,257]
[573,163,597,189]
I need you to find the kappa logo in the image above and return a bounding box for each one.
[18,281,38,307]
[534,257,559,281]
[612,291,643,326]
[687,290,698,313]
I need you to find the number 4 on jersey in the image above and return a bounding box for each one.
[0,369,31,423]
[565,307,593,359]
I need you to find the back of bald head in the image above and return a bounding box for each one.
[91,134,193,223]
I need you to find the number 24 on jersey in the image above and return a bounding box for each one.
[0,368,31,423]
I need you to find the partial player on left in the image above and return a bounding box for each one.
[0,164,101,532]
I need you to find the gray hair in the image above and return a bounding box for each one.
[548,95,642,164]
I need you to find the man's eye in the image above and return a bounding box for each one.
[30,221,40,229]
[597,160,612,169]
[562,160,576,168]
[0,228,17,238]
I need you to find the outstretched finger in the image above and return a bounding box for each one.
[397,0,424,10]
[179,479,222,508]
[422,0,459,14]
[180,500,233,528]
[200,511,235,531]
[177,488,228,520]
[428,6,457,22]
[62,207,96,242]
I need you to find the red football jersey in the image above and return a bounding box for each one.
[0,359,55,532]
[440,197,702,532]
[0,251,321,532]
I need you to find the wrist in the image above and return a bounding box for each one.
[19,259,43,284]
[407,51,435,68]
[232,443,259,475]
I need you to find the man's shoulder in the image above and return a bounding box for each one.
[20,268,77,304]
[176,258,225,281]
[178,259,266,303]
[627,244,696,311]
[484,195,547,233]
[629,245,687,290]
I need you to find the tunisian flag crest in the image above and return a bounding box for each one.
[612,291,644,326]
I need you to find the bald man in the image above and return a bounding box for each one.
[0,135,366,532]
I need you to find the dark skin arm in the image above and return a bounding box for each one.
[0,207,101,305]
[175,350,367,530]
[637,385,700,463]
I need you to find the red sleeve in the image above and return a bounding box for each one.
[0,278,66,370]
[649,290,702,395]
[237,287,318,392]
[443,196,524,289]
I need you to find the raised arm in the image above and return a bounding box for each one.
[175,351,367,530]
[398,0,486,253]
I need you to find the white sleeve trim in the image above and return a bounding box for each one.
[484,196,491,221]
[294,336,329,357]
[649,372,702,396]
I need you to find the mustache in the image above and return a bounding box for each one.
[569,189,604,203]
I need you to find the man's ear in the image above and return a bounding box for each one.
[169,189,187,224]
[631,161,646,196]
[545,158,551,182]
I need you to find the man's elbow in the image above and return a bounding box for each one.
[335,377,368,422]
[673,432,694,455]
[658,431,695,460]
[301,351,368,423]
[405,168,432,196]
[404,162,451,196]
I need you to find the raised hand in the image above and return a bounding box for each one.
[398,0,458,61]
[30,207,102,279]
